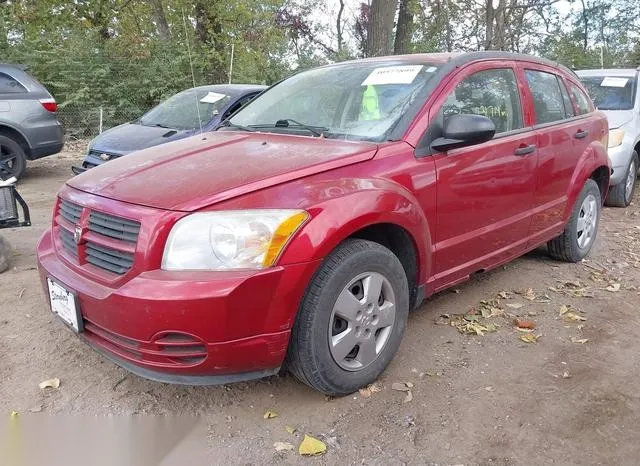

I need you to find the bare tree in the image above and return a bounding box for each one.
[366,0,397,56]
[337,0,345,52]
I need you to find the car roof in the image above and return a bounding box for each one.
[319,51,576,77]
[191,84,267,97]
[576,68,639,78]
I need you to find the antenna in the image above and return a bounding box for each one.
[182,8,204,137]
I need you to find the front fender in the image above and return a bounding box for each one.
[278,177,432,284]
[564,141,610,218]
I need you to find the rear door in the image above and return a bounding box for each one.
[520,64,594,243]
[427,62,538,288]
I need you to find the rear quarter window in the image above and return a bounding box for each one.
[568,82,593,115]
[0,72,27,94]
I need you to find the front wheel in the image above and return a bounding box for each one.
[286,239,409,396]
[547,178,601,263]
[605,151,638,207]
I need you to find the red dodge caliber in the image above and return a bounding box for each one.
[37,52,610,395]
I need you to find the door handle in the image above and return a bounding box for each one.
[575,130,589,139]
[514,144,536,156]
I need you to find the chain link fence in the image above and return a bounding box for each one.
[57,106,150,140]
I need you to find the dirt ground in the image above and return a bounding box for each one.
[1,145,640,465]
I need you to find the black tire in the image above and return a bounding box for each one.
[0,135,27,180]
[605,151,638,208]
[286,239,409,396]
[547,179,601,263]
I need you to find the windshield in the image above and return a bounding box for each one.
[580,76,637,111]
[139,88,231,130]
[229,62,439,141]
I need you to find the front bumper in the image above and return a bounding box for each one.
[608,141,636,185]
[37,229,321,384]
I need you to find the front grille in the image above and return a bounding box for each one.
[86,242,134,275]
[89,211,140,243]
[59,228,78,257]
[59,199,82,224]
[55,198,139,275]
[88,150,122,162]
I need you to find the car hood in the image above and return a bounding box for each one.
[601,110,634,130]
[68,132,378,211]
[90,122,195,154]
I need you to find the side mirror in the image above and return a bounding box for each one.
[431,114,496,152]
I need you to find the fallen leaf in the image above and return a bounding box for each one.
[298,435,327,456]
[406,381,414,388]
[497,291,509,299]
[520,333,541,343]
[571,337,589,344]
[559,305,570,315]
[434,315,450,325]
[285,426,297,435]
[484,322,498,333]
[562,371,571,379]
[358,383,381,398]
[263,410,278,419]
[606,283,621,292]
[564,312,586,322]
[506,303,525,310]
[391,382,411,392]
[11,410,18,417]
[274,441,294,452]
[488,308,506,318]
[514,318,536,330]
[523,288,536,301]
[39,378,60,389]
[484,386,495,392]
[403,391,413,403]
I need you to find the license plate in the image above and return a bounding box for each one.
[47,278,83,332]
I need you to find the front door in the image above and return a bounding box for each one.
[427,64,538,289]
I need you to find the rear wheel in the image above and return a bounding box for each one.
[547,179,601,262]
[605,151,638,207]
[0,135,27,180]
[286,239,409,396]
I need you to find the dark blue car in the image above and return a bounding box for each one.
[76,84,266,172]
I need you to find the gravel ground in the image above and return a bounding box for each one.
[1,147,640,465]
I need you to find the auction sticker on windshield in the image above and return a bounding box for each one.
[362,65,424,86]
[601,77,629,88]
[47,278,82,332]
[200,92,227,104]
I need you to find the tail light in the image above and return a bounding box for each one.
[39,98,57,113]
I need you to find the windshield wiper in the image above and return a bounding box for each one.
[218,120,256,132]
[154,123,173,129]
[274,119,327,137]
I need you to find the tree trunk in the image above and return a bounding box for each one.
[337,0,345,52]
[366,0,397,57]
[193,2,227,84]
[150,0,171,41]
[394,0,414,54]
[493,0,507,50]
[484,0,494,49]
[580,0,588,51]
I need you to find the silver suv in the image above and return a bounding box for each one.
[0,64,64,179]
[577,68,640,207]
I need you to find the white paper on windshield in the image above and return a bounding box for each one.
[361,65,423,86]
[200,92,227,104]
[601,77,629,88]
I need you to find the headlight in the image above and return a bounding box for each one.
[608,128,625,148]
[162,210,309,271]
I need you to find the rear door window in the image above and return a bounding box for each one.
[524,70,567,124]
[568,82,592,115]
[440,68,523,134]
[0,72,27,94]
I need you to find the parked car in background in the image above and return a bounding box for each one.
[577,68,640,207]
[38,52,610,396]
[0,64,64,180]
[74,84,266,173]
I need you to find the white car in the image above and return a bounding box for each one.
[577,68,640,207]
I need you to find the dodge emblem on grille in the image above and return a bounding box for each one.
[74,225,83,244]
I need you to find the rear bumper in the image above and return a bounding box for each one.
[26,121,64,159]
[37,228,321,384]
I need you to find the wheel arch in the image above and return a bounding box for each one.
[0,123,32,158]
